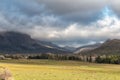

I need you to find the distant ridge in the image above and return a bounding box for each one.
[75,43,101,54]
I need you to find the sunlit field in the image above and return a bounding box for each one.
[0,60,120,80]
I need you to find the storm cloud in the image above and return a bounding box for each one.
[1,0,120,47]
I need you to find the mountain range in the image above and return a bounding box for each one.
[0,31,120,55]
[0,31,69,54]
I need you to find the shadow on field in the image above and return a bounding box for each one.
[0,67,14,80]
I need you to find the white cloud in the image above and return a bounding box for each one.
[27,7,120,45]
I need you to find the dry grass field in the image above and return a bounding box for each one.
[0,60,120,80]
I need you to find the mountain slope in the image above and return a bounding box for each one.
[36,40,69,52]
[78,39,120,55]
[62,46,76,52]
[0,31,69,54]
[75,43,101,54]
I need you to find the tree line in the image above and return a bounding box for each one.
[95,55,120,64]
[28,54,120,64]
[0,53,120,64]
[28,53,82,61]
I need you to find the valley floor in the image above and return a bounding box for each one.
[0,60,120,80]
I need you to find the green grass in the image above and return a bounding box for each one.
[0,59,120,80]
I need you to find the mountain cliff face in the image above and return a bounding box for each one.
[0,31,69,54]
[78,39,120,55]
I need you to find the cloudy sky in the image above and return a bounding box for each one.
[1,0,120,47]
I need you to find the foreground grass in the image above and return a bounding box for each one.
[0,60,120,80]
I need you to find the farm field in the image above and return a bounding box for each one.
[0,60,120,80]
